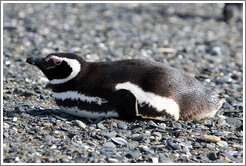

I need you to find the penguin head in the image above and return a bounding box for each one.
[26,53,85,84]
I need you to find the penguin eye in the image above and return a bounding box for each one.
[51,57,62,65]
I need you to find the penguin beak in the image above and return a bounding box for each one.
[26,57,55,69]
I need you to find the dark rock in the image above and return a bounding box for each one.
[207,152,217,161]
[233,104,243,111]
[167,139,181,150]
[222,102,233,109]
[132,134,144,141]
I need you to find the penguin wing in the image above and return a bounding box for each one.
[109,89,138,119]
[110,89,166,121]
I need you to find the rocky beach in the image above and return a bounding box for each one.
[2,3,244,163]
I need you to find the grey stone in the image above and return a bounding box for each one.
[103,142,116,150]
[44,135,53,141]
[101,131,117,138]
[97,123,106,130]
[132,134,144,141]
[74,120,87,129]
[117,122,128,130]
[139,145,155,155]
[167,139,181,150]
[125,150,140,159]
[159,154,173,163]
[199,156,210,162]
[217,151,241,163]
[3,132,9,138]
[225,118,242,127]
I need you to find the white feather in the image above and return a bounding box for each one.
[59,106,119,118]
[53,91,108,105]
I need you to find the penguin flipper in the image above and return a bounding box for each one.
[110,89,138,120]
[111,89,167,121]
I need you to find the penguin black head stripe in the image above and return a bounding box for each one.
[26,53,225,121]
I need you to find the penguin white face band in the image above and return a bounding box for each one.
[49,56,81,84]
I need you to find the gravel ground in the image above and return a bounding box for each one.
[2,3,244,163]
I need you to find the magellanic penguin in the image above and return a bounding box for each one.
[26,53,225,121]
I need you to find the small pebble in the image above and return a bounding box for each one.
[44,135,53,141]
[4,132,9,138]
[117,122,128,130]
[204,120,212,126]
[152,132,162,140]
[111,122,117,128]
[3,123,10,129]
[167,139,181,150]
[217,141,228,147]
[132,134,144,141]
[139,145,155,154]
[103,142,116,150]
[107,158,119,163]
[200,134,221,143]
[43,122,53,127]
[152,157,159,163]
[111,137,128,146]
[207,152,217,161]
[74,120,87,129]
[148,120,158,127]
[217,118,227,126]
[125,150,140,159]
[97,123,106,130]
[225,118,242,127]
[101,131,117,138]
[199,155,210,162]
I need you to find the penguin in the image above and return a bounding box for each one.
[26,53,225,121]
